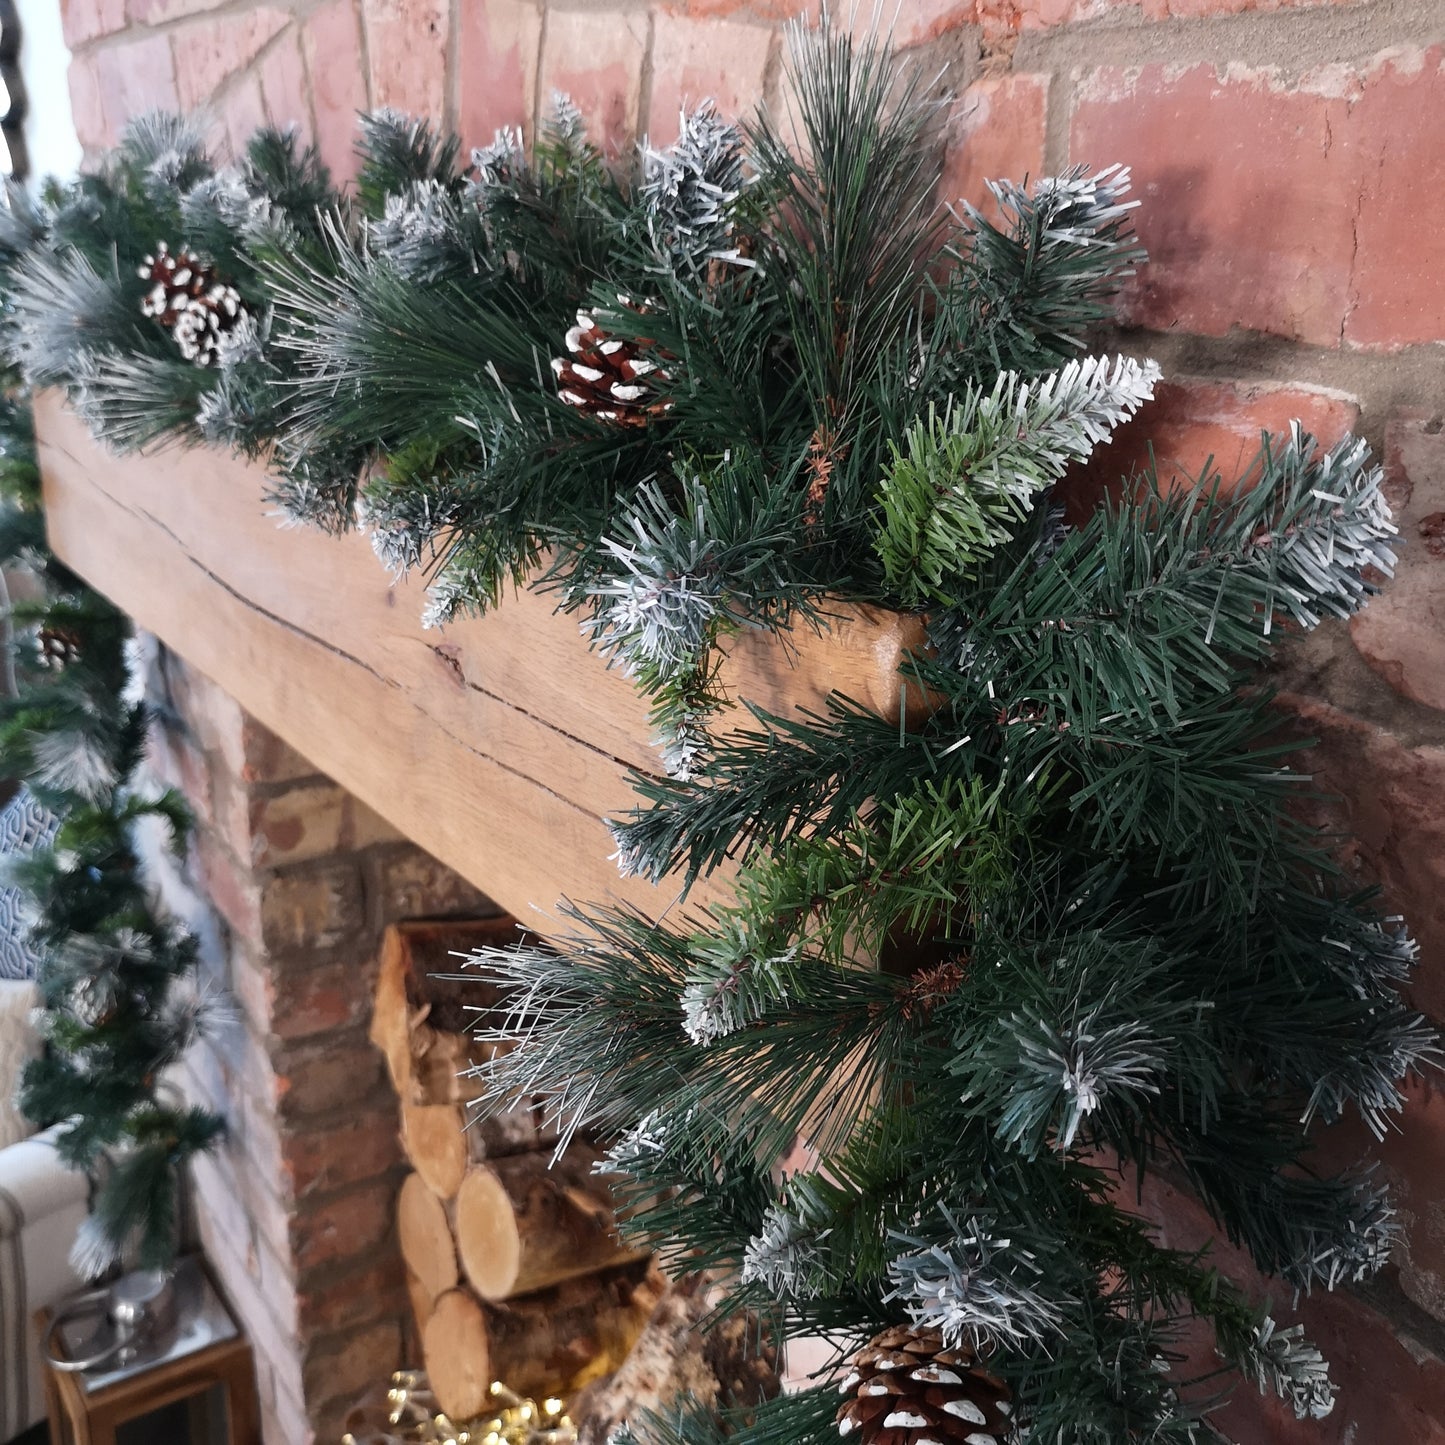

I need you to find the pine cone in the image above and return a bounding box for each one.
[137,241,248,368]
[36,625,82,670]
[836,1326,1013,1445]
[552,305,672,428]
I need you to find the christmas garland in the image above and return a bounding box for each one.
[0,385,222,1271]
[0,17,1434,1443]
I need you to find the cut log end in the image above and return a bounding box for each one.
[402,1100,469,1200]
[423,1288,493,1421]
[455,1165,522,1300]
[397,1171,459,1304]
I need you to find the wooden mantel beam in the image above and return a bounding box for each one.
[34,391,921,932]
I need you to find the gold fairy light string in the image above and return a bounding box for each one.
[342,1371,576,1445]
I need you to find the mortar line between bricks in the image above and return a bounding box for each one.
[1014,0,1445,81]
[68,0,319,54]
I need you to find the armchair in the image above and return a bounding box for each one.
[0,980,88,1443]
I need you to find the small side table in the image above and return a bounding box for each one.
[34,1256,260,1445]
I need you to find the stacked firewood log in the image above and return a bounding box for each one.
[372,919,661,1419]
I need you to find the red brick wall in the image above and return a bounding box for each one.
[62,2,1445,1441]
[137,637,495,1445]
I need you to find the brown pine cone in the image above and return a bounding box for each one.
[552,305,672,428]
[836,1325,1013,1445]
[36,625,82,670]
[137,241,248,367]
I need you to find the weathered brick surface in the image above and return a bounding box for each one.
[1071,50,1445,350]
[1276,692,1445,1025]
[940,72,1049,218]
[60,0,126,49]
[249,781,349,868]
[258,28,311,130]
[648,14,775,143]
[128,0,231,23]
[172,9,289,112]
[302,0,370,182]
[364,842,493,923]
[1351,415,1445,713]
[458,0,542,150]
[259,859,367,954]
[303,1316,405,1415]
[538,9,649,152]
[135,642,495,1439]
[281,1115,404,1199]
[1059,376,1361,518]
[1137,1170,1445,1445]
[89,33,180,145]
[363,0,450,118]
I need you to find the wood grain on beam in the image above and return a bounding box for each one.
[34,392,921,930]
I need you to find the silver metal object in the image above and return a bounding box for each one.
[43,1267,177,1374]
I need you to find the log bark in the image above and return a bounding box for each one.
[455,1148,648,1301]
[421,1267,661,1418]
[483,1264,662,1401]
[373,918,534,1108]
[571,1277,781,1445]
[397,1171,459,1304]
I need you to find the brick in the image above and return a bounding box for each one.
[61,0,126,48]
[363,0,449,117]
[1355,1076,1445,1323]
[669,0,818,17]
[970,0,1357,27]
[274,1027,388,1119]
[1345,49,1445,350]
[648,14,774,144]
[364,843,493,924]
[281,1115,403,1200]
[194,828,265,945]
[1350,414,1445,712]
[940,72,1049,220]
[266,949,377,1040]
[249,781,348,868]
[1141,0,1370,16]
[92,34,179,145]
[221,76,270,162]
[538,9,648,153]
[303,1317,404,1415]
[853,0,974,45]
[302,0,369,184]
[67,55,109,152]
[1071,51,1445,350]
[259,29,311,132]
[167,653,248,768]
[1135,1170,1445,1445]
[458,0,542,152]
[291,1182,397,1274]
[146,716,212,824]
[127,0,230,22]
[1274,693,1445,1023]
[296,1253,407,1336]
[172,9,290,112]
[1058,376,1361,520]
[260,860,366,954]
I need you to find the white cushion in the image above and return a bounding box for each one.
[0,979,40,1152]
[0,1125,90,1438]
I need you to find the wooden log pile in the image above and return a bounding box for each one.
[374,919,659,1418]
[374,918,781,1430]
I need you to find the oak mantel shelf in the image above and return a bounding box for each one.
[35,391,920,930]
